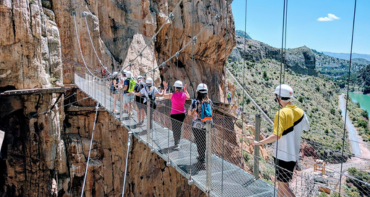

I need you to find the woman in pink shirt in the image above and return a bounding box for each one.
[163,80,190,150]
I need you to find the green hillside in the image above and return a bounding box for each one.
[313,50,368,78]
[227,59,356,161]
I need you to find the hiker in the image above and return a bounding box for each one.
[227,91,232,104]
[110,72,120,113]
[163,80,190,150]
[101,68,107,78]
[247,84,310,197]
[131,77,163,131]
[189,83,213,166]
[133,75,146,126]
[122,71,135,117]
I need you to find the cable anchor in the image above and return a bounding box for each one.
[81,12,88,18]
[215,14,220,21]
[152,36,157,42]
[169,12,175,21]
[192,36,197,43]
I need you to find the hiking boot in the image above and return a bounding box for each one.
[174,144,181,151]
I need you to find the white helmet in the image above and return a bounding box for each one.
[137,75,143,81]
[112,72,118,78]
[273,84,294,98]
[173,80,183,88]
[146,77,153,87]
[121,70,127,75]
[196,83,208,93]
[125,71,132,78]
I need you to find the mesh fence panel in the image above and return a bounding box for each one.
[73,73,370,197]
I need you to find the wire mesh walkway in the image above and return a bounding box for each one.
[74,73,275,197]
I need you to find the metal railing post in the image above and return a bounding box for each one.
[254,114,261,180]
[146,100,151,146]
[119,93,123,121]
[104,79,107,108]
[205,120,212,193]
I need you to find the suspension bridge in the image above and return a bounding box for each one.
[45,0,370,196]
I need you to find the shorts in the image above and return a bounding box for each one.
[124,94,134,103]
[137,101,146,111]
[274,157,296,183]
[113,89,119,94]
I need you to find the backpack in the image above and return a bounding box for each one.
[144,87,157,109]
[127,78,136,93]
[192,99,213,122]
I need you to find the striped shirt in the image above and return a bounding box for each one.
[273,105,310,162]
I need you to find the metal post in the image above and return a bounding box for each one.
[146,100,151,146]
[167,127,170,166]
[104,79,107,108]
[119,93,123,121]
[241,112,245,166]
[254,114,261,180]
[205,120,212,193]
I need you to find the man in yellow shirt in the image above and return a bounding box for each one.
[248,84,310,197]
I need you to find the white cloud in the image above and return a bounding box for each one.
[317,13,340,22]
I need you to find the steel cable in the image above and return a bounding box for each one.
[339,0,357,194]
[80,103,100,197]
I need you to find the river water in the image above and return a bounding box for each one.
[348,92,370,119]
[339,95,362,156]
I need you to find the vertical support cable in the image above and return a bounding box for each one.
[205,120,212,194]
[282,0,288,83]
[254,114,261,179]
[221,1,229,196]
[274,0,287,196]
[121,132,132,197]
[147,100,151,145]
[191,0,196,98]
[80,103,100,197]
[339,0,357,195]
[241,0,248,171]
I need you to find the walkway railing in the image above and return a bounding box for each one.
[74,72,370,197]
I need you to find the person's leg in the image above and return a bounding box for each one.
[277,181,295,197]
[113,94,118,112]
[171,114,180,145]
[136,104,141,122]
[141,108,145,123]
[274,158,296,197]
[192,127,206,161]
[171,113,185,146]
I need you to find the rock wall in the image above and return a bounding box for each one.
[0,0,236,196]
[53,0,235,100]
[0,93,64,196]
[0,0,63,88]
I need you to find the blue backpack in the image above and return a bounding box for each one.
[192,99,213,122]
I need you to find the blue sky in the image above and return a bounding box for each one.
[231,0,370,54]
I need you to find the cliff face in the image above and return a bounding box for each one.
[1,0,236,196]
[53,0,235,100]
[0,0,63,89]
[229,36,318,76]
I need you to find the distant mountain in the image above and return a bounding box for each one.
[313,50,368,77]
[235,30,252,39]
[352,58,370,65]
[229,35,317,75]
[322,52,370,61]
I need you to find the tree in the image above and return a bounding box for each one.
[357,120,368,129]
[330,108,336,115]
[361,110,369,119]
